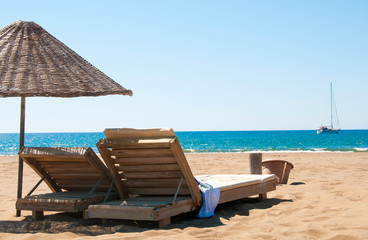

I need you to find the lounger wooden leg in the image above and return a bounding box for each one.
[259,193,267,201]
[32,210,44,220]
[158,217,171,228]
[83,210,89,220]
[101,219,108,224]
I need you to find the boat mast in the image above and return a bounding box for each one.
[330,83,333,129]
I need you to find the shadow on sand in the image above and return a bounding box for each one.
[289,182,306,185]
[0,198,292,235]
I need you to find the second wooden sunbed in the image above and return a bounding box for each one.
[17,147,118,219]
[88,128,277,227]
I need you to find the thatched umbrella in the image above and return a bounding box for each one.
[0,21,133,216]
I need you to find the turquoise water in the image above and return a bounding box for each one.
[0,130,367,155]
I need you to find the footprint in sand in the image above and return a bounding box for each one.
[250,233,274,239]
[347,196,361,202]
[331,191,344,197]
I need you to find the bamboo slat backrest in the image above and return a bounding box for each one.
[97,128,202,206]
[19,147,113,192]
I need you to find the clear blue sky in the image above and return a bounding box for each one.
[1,0,367,132]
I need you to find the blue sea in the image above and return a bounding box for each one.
[0,130,368,155]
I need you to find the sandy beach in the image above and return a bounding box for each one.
[0,152,367,239]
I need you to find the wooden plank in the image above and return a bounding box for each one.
[43,167,97,173]
[58,185,110,191]
[114,157,176,165]
[127,187,191,195]
[97,140,129,198]
[20,157,62,193]
[121,171,183,179]
[20,147,88,156]
[104,138,173,145]
[54,179,109,186]
[31,155,86,161]
[17,192,115,212]
[44,167,96,174]
[57,184,104,190]
[88,196,195,222]
[22,192,117,201]
[38,162,92,167]
[170,138,202,206]
[117,163,180,173]
[53,180,106,187]
[24,192,110,199]
[111,149,173,158]
[55,177,110,183]
[218,179,277,204]
[123,179,187,188]
[94,197,172,206]
[104,142,171,149]
[219,183,262,204]
[19,154,84,158]
[103,128,176,139]
[56,185,110,192]
[89,203,156,221]
[26,194,87,200]
[56,182,111,190]
[50,173,102,179]
[36,159,88,163]
[17,199,77,212]
[42,167,95,174]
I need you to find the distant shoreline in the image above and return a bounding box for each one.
[2,149,368,157]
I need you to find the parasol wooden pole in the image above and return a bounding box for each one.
[16,96,26,217]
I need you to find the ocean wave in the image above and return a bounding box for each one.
[313,148,327,151]
[354,148,368,152]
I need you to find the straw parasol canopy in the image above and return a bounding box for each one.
[0,21,132,97]
[0,21,133,216]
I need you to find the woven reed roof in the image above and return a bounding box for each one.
[0,21,133,97]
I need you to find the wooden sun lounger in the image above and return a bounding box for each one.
[17,147,118,219]
[88,128,277,227]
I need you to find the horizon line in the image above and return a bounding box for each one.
[1,128,368,134]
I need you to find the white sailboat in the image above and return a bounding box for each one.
[317,83,340,134]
